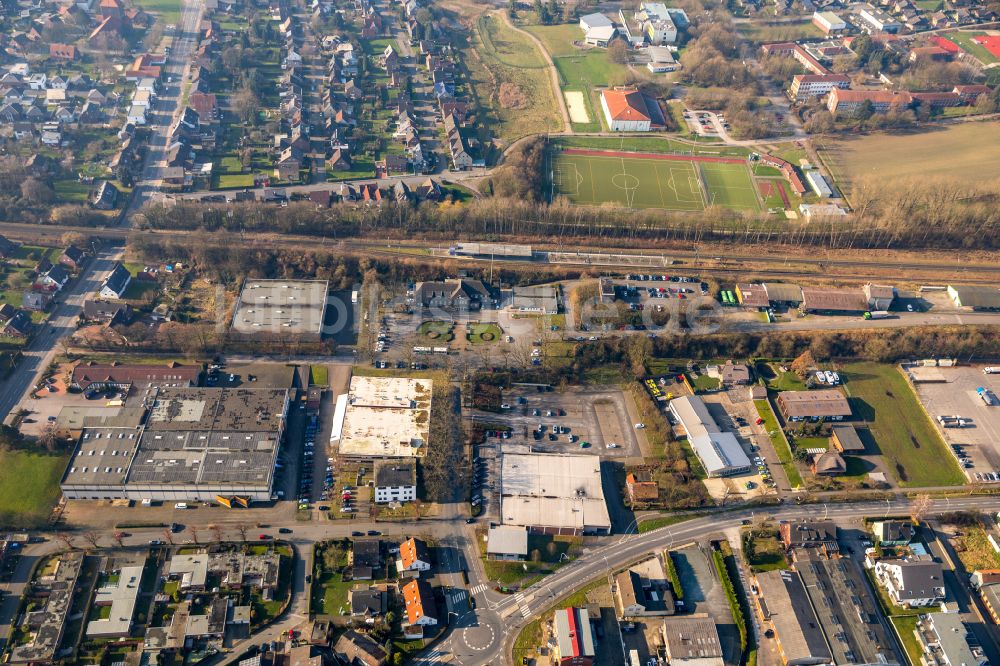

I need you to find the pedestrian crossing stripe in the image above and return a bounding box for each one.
[469,583,488,595]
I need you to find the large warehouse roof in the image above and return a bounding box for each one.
[777,390,851,419]
[762,282,803,303]
[332,376,432,458]
[669,396,751,477]
[756,570,831,665]
[800,288,868,312]
[231,279,329,336]
[500,453,610,533]
[62,388,289,499]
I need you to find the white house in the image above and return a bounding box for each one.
[580,13,617,47]
[874,560,946,607]
[99,264,132,300]
[397,538,432,572]
[374,462,416,503]
[126,105,146,125]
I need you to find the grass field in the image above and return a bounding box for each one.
[841,362,964,487]
[817,122,1000,194]
[133,0,182,22]
[523,23,583,57]
[468,13,563,141]
[0,450,68,528]
[552,149,760,211]
[945,31,1000,65]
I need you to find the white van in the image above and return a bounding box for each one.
[141,499,152,507]
[174,502,188,509]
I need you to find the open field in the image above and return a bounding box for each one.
[946,31,1000,65]
[737,20,823,42]
[841,362,965,487]
[468,13,563,141]
[817,122,1000,194]
[133,0,182,22]
[0,450,68,528]
[523,23,584,57]
[552,50,628,89]
[552,148,760,211]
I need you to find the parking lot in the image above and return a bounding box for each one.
[474,385,644,459]
[912,365,1000,482]
[698,389,783,498]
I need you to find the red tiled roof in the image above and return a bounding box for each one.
[602,89,650,122]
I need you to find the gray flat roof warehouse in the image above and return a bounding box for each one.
[61,388,290,502]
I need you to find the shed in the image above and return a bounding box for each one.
[831,425,865,453]
[763,282,802,305]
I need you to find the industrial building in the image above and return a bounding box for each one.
[776,389,852,421]
[553,607,596,666]
[794,557,900,666]
[486,525,529,561]
[70,361,201,392]
[499,453,611,535]
[753,569,832,666]
[948,285,1000,311]
[669,396,752,477]
[61,388,290,502]
[231,279,330,338]
[331,376,432,460]
[805,171,834,198]
[800,288,869,314]
[762,282,803,306]
[660,615,724,666]
[812,10,847,33]
[508,285,559,314]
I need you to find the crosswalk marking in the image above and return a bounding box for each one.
[520,605,531,617]
[469,583,488,596]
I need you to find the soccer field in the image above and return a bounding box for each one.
[551,149,761,211]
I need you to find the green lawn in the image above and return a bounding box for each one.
[754,400,803,488]
[553,50,628,89]
[552,149,760,211]
[841,363,964,487]
[467,323,502,344]
[53,179,90,203]
[133,0,182,22]
[687,372,720,392]
[310,365,329,386]
[417,320,454,342]
[215,173,256,189]
[523,23,583,57]
[890,616,923,666]
[0,450,68,528]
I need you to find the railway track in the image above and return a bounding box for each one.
[1,220,996,286]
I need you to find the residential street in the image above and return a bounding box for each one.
[0,248,121,424]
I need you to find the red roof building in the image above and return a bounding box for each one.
[600,88,652,131]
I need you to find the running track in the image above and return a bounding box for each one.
[560,148,746,165]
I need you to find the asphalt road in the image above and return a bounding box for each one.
[0,249,120,423]
[126,0,205,216]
